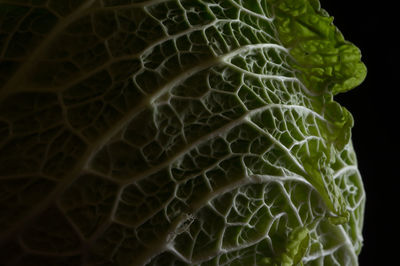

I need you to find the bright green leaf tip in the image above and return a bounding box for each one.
[261,227,310,265]
[271,0,367,95]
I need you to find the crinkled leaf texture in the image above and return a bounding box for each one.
[0,0,366,265]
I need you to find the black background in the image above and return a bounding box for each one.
[320,1,398,265]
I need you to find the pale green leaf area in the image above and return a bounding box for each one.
[0,0,366,265]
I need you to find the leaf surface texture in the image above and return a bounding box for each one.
[0,0,366,265]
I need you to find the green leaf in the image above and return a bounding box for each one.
[0,0,366,265]
[272,0,367,95]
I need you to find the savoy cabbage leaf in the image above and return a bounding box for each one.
[0,0,366,265]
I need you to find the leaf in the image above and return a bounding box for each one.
[0,0,366,265]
